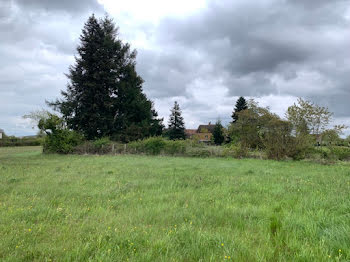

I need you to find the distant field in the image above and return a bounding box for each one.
[0,146,349,261]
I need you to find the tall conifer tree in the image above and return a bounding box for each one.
[232,96,248,123]
[167,101,186,140]
[213,120,225,145]
[49,15,163,141]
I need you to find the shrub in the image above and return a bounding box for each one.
[127,140,143,154]
[91,137,112,154]
[127,137,166,155]
[143,137,166,155]
[38,113,84,154]
[43,129,83,154]
[0,137,43,147]
[286,135,314,160]
[311,147,331,159]
[74,140,124,155]
[186,147,211,158]
[329,146,350,161]
[164,140,187,155]
[234,144,249,158]
[223,143,248,158]
[93,137,111,148]
[187,137,205,148]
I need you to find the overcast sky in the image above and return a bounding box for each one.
[1,0,349,136]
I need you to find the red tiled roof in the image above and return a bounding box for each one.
[185,129,197,135]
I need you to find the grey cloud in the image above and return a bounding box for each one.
[138,0,350,120]
[14,0,103,14]
[0,0,104,136]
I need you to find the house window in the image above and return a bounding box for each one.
[205,135,208,139]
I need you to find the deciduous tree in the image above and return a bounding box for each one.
[286,98,332,143]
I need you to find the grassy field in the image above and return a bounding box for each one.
[0,147,350,261]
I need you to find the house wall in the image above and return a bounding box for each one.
[194,132,212,142]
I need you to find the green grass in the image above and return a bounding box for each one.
[1,146,350,261]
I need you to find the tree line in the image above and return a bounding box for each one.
[31,14,349,159]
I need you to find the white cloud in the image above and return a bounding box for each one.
[99,0,207,24]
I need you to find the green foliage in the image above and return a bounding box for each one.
[164,140,187,155]
[2,147,350,261]
[128,137,166,155]
[228,100,270,149]
[0,136,43,147]
[93,137,111,149]
[74,141,125,155]
[126,138,224,157]
[329,146,350,161]
[343,136,350,147]
[321,126,347,146]
[187,136,206,148]
[42,129,83,154]
[185,147,212,157]
[260,117,293,160]
[309,146,350,162]
[232,96,248,122]
[167,101,186,140]
[128,137,188,156]
[222,143,249,158]
[228,99,317,160]
[213,120,225,145]
[49,15,163,141]
[142,137,166,155]
[287,135,314,160]
[286,98,333,143]
[87,137,113,154]
[38,114,83,154]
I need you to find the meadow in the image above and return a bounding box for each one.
[0,146,350,261]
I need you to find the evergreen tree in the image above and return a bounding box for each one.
[213,120,224,145]
[49,14,163,141]
[167,101,186,140]
[232,96,248,123]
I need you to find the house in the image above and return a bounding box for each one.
[185,122,216,143]
[0,129,4,139]
[184,129,197,139]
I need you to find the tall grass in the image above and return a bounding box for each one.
[0,146,349,261]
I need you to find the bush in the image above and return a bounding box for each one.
[74,140,124,155]
[127,137,189,156]
[143,137,166,155]
[93,137,111,148]
[90,137,112,154]
[222,143,248,158]
[38,114,83,154]
[0,137,43,147]
[164,140,187,155]
[127,137,166,155]
[186,147,211,157]
[329,146,350,161]
[285,135,314,161]
[43,129,83,154]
